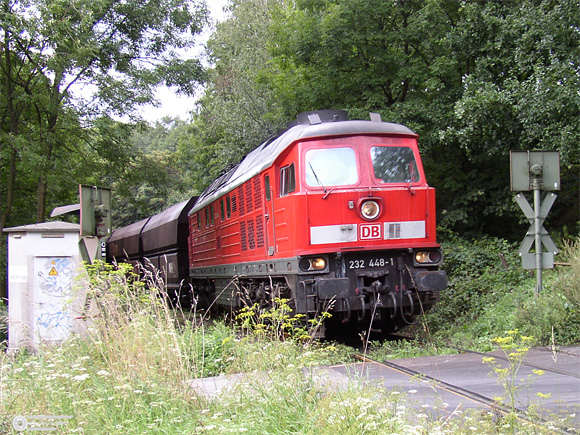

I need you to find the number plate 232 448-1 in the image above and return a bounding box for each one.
[348,258,394,269]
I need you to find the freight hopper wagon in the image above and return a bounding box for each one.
[189,110,447,335]
[108,197,197,305]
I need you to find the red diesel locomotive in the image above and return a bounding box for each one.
[186,110,446,335]
[108,110,446,336]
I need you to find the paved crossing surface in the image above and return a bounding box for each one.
[328,346,580,430]
[190,346,579,431]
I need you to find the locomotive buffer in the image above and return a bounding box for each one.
[510,151,560,297]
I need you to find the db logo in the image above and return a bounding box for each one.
[359,224,382,240]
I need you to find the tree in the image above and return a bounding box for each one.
[112,118,198,227]
[441,0,580,235]
[190,0,288,188]
[1,0,208,300]
[196,0,579,237]
[268,0,462,114]
[0,0,208,226]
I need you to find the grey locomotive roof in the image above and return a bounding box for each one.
[190,114,416,214]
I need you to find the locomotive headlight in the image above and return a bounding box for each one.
[414,250,443,265]
[299,257,327,272]
[360,200,380,220]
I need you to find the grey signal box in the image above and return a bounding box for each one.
[80,185,112,237]
[510,151,560,191]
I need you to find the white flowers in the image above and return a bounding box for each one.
[72,373,90,381]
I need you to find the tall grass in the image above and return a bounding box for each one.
[1,258,575,434]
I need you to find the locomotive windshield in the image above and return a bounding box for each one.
[305,147,358,187]
[371,146,420,184]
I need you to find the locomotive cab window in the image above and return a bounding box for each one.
[305,147,358,187]
[280,164,295,197]
[370,146,420,184]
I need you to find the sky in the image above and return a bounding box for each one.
[138,0,230,123]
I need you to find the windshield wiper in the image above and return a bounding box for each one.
[308,163,328,195]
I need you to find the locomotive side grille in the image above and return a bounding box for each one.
[245,182,254,213]
[247,219,256,250]
[253,177,262,209]
[239,186,245,216]
[231,195,237,213]
[256,216,264,248]
[240,221,247,251]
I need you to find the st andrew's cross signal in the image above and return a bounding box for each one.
[510,151,560,297]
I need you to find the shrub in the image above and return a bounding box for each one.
[426,235,529,337]
[514,238,580,344]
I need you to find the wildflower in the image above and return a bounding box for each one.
[96,370,110,376]
[72,374,90,381]
[113,384,131,390]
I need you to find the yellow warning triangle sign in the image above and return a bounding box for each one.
[49,267,58,276]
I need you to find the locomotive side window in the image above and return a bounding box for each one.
[370,146,420,184]
[205,208,209,228]
[226,196,231,218]
[305,147,358,187]
[220,199,225,221]
[280,164,296,197]
[264,175,271,201]
[196,213,201,231]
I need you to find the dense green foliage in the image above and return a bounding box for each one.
[195,0,579,239]
[2,0,578,238]
[0,0,208,296]
[1,0,208,228]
